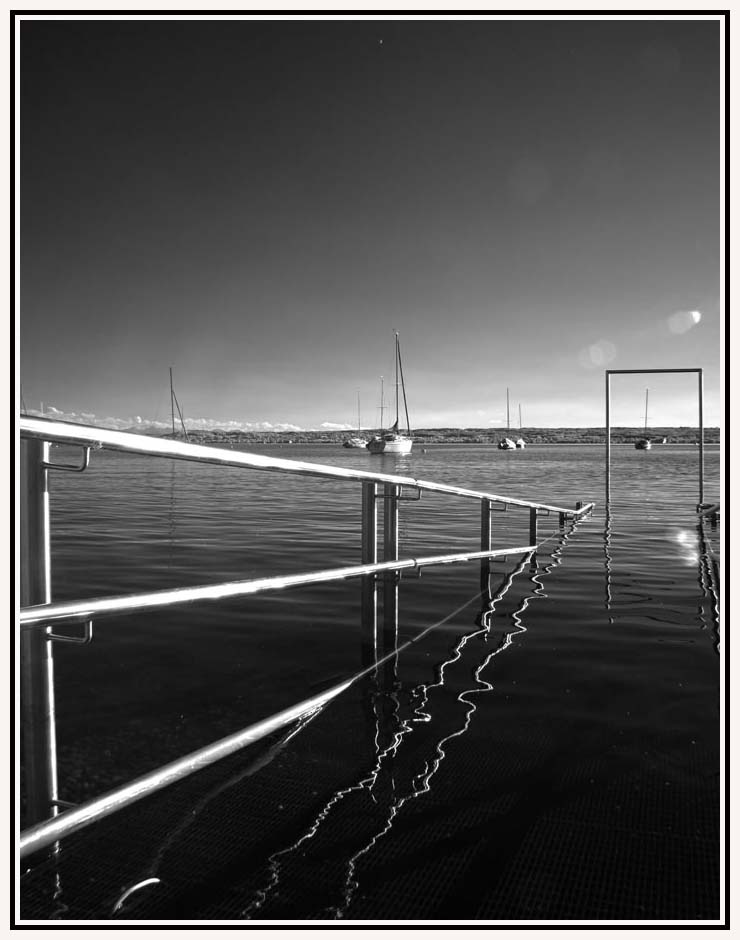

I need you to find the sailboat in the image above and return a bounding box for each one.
[635,388,652,450]
[367,332,413,454]
[343,390,368,448]
[168,367,190,441]
[515,402,526,448]
[498,388,517,449]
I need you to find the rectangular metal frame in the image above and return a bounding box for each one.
[605,368,704,504]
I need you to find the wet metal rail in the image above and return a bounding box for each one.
[22,415,591,514]
[19,416,594,860]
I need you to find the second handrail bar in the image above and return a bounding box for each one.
[20,544,539,629]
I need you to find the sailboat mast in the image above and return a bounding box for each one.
[506,388,510,431]
[396,333,411,434]
[357,389,361,433]
[519,403,522,430]
[395,331,400,428]
[644,388,649,431]
[379,376,385,429]
[170,367,175,437]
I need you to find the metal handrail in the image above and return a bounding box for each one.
[19,415,595,860]
[20,546,537,629]
[21,416,590,516]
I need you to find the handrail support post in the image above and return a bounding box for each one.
[20,439,59,829]
[360,483,379,663]
[382,483,401,648]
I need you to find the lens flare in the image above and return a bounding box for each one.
[667,309,702,334]
[577,339,617,370]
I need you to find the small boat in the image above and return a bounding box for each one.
[343,390,367,448]
[497,389,520,450]
[367,332,413,455]
[516,404,526,448]
[168,367,190,441]
[635,388,652,450]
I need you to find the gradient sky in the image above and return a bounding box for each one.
[18,16,722,430]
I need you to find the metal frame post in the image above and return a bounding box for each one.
[480,499,492,592]
[20,439,59,827]
[360,483,378,663]
[698,369,704,505]
[382,484,400,649]
[529,507,538,546]
[605,371,611,503]
[480,499,492,553]
[606,368,706,506]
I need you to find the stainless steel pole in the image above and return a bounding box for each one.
[698,369,704,505]
[383,484,400,650]
[605,371,611,505]
[480,498,492,593]
[20,439,59,827]
[361,482,378,664]
[529,507,538,546]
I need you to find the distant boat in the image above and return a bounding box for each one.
[367,332,413,455]
[516,404,526,448]
[635,387,652,450]
[168,367,190,441]
[497,389,519,450]
[343,390,367,448]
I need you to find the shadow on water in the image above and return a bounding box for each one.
[107,514,587,920]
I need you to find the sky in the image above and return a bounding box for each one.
[18,15,723,431]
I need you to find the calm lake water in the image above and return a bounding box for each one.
[22,443,721,922]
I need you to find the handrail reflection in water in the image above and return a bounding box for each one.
[236,517,582,920]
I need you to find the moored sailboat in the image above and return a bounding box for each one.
[635,388,652,450]
[498,388,523,449]
[367,333,413,454]
[343,390,368,448]
[168,367,190,441]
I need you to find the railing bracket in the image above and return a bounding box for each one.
[48,620,94,645]
[380,486,421,502]
[44,446,91,473]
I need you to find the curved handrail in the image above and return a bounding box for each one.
[20,416,590,517]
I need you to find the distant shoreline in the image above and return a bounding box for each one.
[162,427,720,446]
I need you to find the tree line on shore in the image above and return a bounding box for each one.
[162,426,718,445]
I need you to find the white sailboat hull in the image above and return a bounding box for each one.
[369,332,413,455]
[367,435,413,454]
